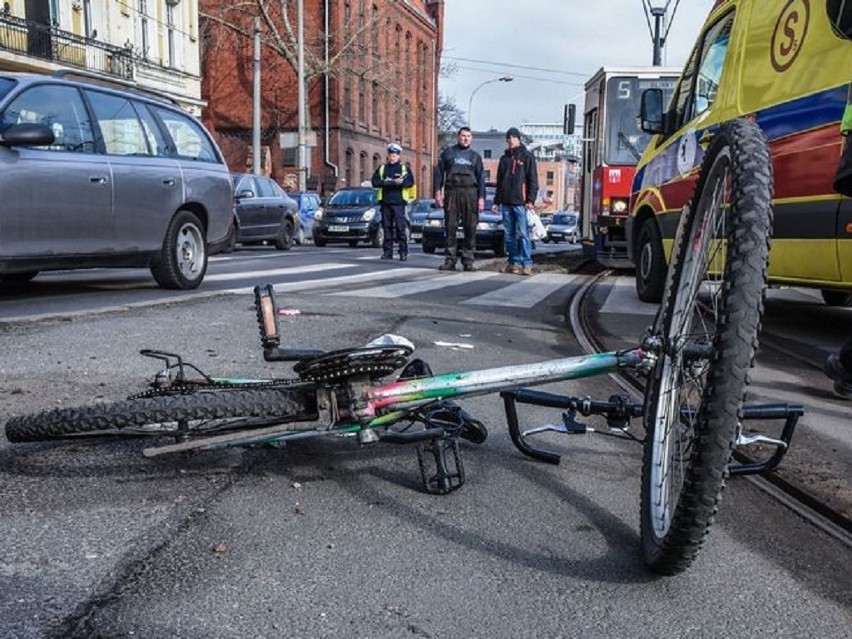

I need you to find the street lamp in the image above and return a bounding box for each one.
[467,76,513,129]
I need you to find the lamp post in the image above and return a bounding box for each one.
[467,76,513,129]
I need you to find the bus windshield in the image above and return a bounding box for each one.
[605,75,677,166]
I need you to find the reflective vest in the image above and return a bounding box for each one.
[377,164,417,203]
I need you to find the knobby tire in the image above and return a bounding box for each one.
[5,388,316,443]
[640,119,773,575]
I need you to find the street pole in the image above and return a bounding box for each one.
[252,17,261,174]
[297,0,307,192]
[467,76,513,129]
[651,6,666,66]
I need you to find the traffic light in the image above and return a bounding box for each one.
[563,104,576,135]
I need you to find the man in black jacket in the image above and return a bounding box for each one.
[371,142,414,261]
[433,127,486,271]
[492,127,538,276]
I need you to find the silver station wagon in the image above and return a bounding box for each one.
[0,71,233,289]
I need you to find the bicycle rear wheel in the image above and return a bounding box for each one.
[640,119,772,575]
[5,388,317,443]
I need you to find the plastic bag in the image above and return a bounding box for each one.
[527,210,547,241]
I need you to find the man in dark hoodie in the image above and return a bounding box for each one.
[433,127,486,271]
[492,127,538,275]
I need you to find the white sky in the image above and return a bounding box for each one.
[439,0,717,132]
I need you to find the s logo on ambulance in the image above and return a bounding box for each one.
[771,0,810,72]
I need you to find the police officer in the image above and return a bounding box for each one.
[434,127,486,271]
[371,142,414,261]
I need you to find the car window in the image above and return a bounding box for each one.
[133,103,170,157]
[0,84,96,153]
[256,177,277,198]
[85,90,152,156]
[234,175,257,196]
[0,78,16,102]
[150,105,218,162]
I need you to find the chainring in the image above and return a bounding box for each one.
[293,345,414,382]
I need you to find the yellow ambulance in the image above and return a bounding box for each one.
[626,0,852,306]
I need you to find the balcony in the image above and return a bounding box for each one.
[0,13,133,80]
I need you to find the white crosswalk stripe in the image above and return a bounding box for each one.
[462,273,578,308]
[599,276,659,316]
[205,263,349,282]
[329,270,500,298]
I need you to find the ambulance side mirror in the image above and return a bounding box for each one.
[640,89,666,135]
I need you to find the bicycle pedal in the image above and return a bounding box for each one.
[417,438,464,495]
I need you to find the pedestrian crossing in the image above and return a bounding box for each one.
[208,258,635,311]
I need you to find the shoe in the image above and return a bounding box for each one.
[399,254,408,262]
[824,354,852,400]
[438,262,457,271]
[521,266,534,276]
[462,263,476,272]
[503,263,520,274]
[380,253,392,260]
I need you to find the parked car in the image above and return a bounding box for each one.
[546,212,579,243]
[407,198,439,243]
[421,209,506,257]
[228,174,300,250]
[288,191,322,244]
[0,70,232,290]
[313,186,383,248]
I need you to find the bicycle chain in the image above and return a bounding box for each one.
[129,347,412,399]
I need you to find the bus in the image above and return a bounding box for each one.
[578,66,679,268]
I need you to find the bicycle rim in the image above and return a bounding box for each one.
[641,118,772,574]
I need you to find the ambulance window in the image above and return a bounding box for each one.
[693,15,733,117]
[668,12,734,132]
[827,0,852,39]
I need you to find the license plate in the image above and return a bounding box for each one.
[328,225,349,232]
[411,232,422,240]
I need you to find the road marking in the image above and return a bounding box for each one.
[205,263,349,282]
[463,273,576,308]
[328,270,500,297]
[599,276,659,315]
[235,267,427,293]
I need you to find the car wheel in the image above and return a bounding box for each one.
[348,239,359,248]
[314,236,327,247]
[371,226,384,249]
[275,219,294,250]
[542,237,550,244]
[222,223,237,253]
[150,210,207,290]
[422,242,436,254]
[295,223,305,245]
[821,289,852,307]
[635,219,666,303]
[493,241,506,258]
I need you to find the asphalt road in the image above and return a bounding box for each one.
[0,248,850,637]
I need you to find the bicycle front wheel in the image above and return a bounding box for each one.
[5,388,317,443]
[640,119,772,575]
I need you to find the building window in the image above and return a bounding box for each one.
[138,0,149,59]
[343,77,352,119]
[371,82,379,128]
[546,170,554,186]
[359,151,368,184]
[358,79,366,124]
[166,3,176,68]
[345,148,354,186]
[483,149,491,159]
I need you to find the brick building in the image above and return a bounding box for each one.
[200,0,444,197]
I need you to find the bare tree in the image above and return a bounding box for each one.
[437,93,466,149]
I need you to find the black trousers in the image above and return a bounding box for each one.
[380,202,408,256]
[444,187,478,265]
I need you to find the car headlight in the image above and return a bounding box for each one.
[314,208,323,220]
[362,207,376,221]
[477,221,499,230]
[427,219,444,228]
